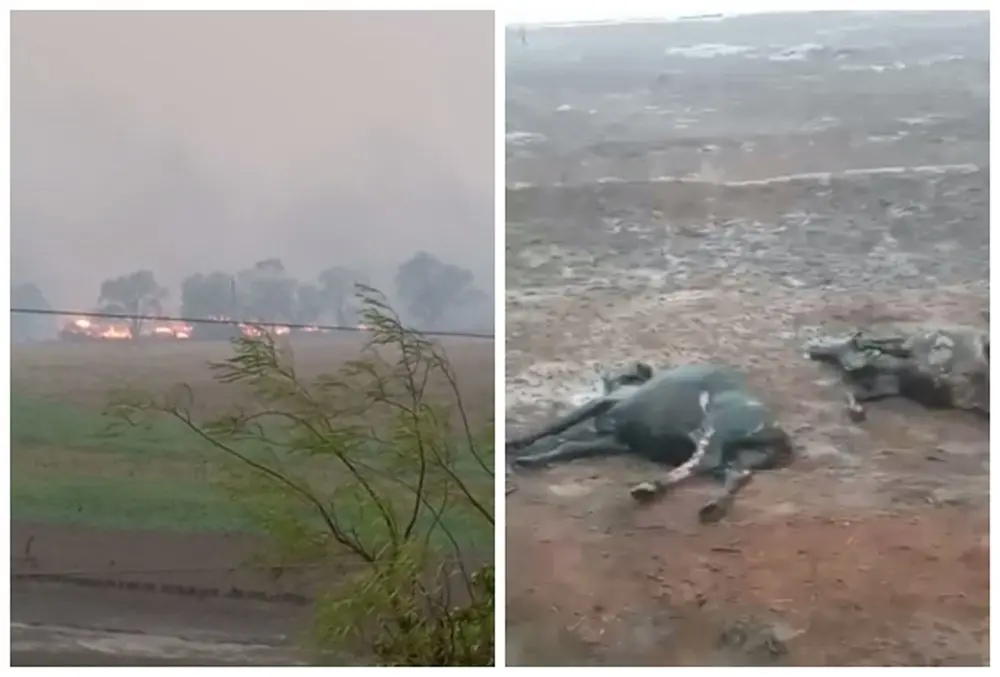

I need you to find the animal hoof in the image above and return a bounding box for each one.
[698,499,731,523]
[846,403,866,422]
[630,481,665,503]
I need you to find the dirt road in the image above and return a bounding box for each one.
[10,523,309,666]
[11,580,304,666]
[12,618,301,667]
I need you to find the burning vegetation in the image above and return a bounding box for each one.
[58,317,368,342]
[59,317,191,341]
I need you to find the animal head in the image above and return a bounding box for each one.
[803,332,860,364]
[599,360,654,395]
[805,330,912,372]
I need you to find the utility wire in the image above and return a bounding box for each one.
[10,307,494,341]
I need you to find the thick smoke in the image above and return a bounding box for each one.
[12,11,495,326]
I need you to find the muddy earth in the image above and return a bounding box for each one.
[505,12,989,666]
[10,523,310,666]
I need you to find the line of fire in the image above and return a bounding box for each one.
[57,316,368,342]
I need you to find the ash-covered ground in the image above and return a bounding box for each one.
[505,12,989,667]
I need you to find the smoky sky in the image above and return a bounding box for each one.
[12,10,495,310]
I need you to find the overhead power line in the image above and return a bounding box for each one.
[10,307,494,341]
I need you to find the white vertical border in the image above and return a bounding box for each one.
[492,7,506,669]
[0,7,11,669]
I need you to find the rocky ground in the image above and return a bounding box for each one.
[505,11,989,666]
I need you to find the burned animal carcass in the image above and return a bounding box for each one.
[804,324,989,420]
[507,361,793,522]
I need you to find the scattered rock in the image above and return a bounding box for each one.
[717,617,797,665]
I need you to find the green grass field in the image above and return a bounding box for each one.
[11,340,494,550]
[12,394,259,531]
[12,393,492,549]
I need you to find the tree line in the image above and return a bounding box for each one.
[12,250,490,341]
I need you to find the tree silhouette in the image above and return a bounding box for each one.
[236,258,298,324]
[318,266,370,326]
[12,281,53,342]
[394,251,478,327]
[96,270,167,338]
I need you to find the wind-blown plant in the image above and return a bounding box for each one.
[108,286,494,666]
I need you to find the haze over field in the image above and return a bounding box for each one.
[12,11,494,314]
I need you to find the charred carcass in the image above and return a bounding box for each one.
[804,325,989,420]
[507,362,793,522]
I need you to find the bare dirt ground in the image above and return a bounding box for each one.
[12,334,494,420]
[11,523,309,666]
[11,335,494,665]
[505,12,989,666]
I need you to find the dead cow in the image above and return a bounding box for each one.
[507,362,793,522]
[804,324,989,420]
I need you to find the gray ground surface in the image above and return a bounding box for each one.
[505,12,989,666]
[9,524,310,666]
[12,582,303,666]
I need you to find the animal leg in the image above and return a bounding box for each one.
[697,432,793,523]
[844,389,867,422]
[844,371,904,421]
[849,371,905,402]
[506,398,617,452]
[630,424,715,503]
[697,467,753,523]
[512,436,629,469]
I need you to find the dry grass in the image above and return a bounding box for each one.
[12,334,494,421]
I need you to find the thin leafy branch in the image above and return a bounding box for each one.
[107,286,494,666]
